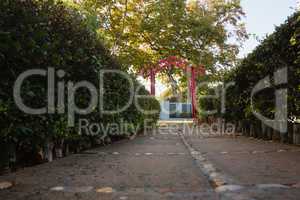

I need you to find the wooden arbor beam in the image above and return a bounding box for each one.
[140,56,205,120]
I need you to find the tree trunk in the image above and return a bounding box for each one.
[55,139,64,159]
[293,124,300,145]
[266,126,273,140]
[0,141,10,174]
[243,120,250,137]
[64,143,70,156]
[166,71,179,99]
[44,140,54,162]
[288,122,294,144]
[8,143,17,172]
[250,124,255,137]
[272,124,281,142]
[254,123,259,138]
[236,121,242,134]
[261,122,267,140]
[280,125,288,144]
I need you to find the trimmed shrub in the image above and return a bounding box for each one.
[198,11,300,141]
[0,0,160,171]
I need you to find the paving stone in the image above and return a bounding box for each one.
[50,186,94,193]
[0,182,13,190]
[215,185,244,193]
[256,184,290,189]
[96,187,115,193]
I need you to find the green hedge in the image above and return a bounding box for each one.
[198,12,300,141]
[224,12,300,122]
[0,0,160,171]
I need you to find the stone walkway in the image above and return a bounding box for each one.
[183,125,300,200]
[1,124,300,199]
[0,126,217,200]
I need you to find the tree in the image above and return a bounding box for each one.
[76,0,248,96]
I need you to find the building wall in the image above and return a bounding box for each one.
[159,101,170,120]
[159,101,192,120]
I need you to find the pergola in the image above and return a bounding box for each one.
[141,56,205,119]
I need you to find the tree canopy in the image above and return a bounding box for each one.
[77,0,248,94]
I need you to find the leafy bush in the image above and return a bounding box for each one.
[0,0,160,170]
[224,12,300,123]
[198,11,300,139]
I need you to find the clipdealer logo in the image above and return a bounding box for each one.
[13,68,157,127]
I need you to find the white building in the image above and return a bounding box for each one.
[159,101,192,120]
